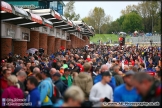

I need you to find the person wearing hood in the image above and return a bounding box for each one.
[73,62,93,101]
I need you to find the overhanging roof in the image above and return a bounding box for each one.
[73,21,95,36]
[1,1,95,35]
[30,9,77,31]
[1,1,53,28]
[1,1,15,20]
[2,5,32,25]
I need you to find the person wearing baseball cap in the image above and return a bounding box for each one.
[52,72,67,96]
[89,71,113,107]
[113,70,141,103]
[1,60,6,67]
[61,68,73,87]
[37,67,53,107]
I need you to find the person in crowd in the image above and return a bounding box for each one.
[139,63,147,72]
[0,66,7,78]
[123,65,129,73]
[50,68,57,77]
[35,73,43,86]
[153,53,160,67]
[155,66,161,72]
[1,60,6,68]
[156,70,161,83]
[89,71,113,107]
[26,76,41,107]
[134,59,139,69]
[28,66,34,76]
[33,67,40,76]
[132,72,161,103]
[12,66,22,75]
[31,62,35,67]
[1,75,24,107]
[72,72,78,79]
[94,64,116,90]
[113,70,141,103]
[26,62,31,74]
[132,67,138,73]
[69,61,80,74]
[38,68,53,107]
[7,63,14,73]
[73,62,93,101]
[62,60,68,69]
[17,71,28,97]
[1,69,11,90]
[61,86,85,107]
[112,65,124,86]
[52,72,67,96]
[61,68,73,87]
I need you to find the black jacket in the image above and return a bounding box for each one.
[18,80,28,98]
[142,80,161,104]
[70,65,80,74]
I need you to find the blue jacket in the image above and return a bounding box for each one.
[37,78,53,106]
[94,74,116,90]
[26,87,41,107]
[54,79,67,96]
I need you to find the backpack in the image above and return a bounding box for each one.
[47,81,63,104]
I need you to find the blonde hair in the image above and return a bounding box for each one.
[7,75,20,88]
[83,62,91,72]
[64,86,84,102]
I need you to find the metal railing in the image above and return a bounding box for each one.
[126,35,161,44]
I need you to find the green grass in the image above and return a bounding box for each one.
[90,34,131,44]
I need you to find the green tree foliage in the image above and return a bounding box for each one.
[122,12,143,32]
[121,1,161,33]
[64,1,80,20]
[82,7,112,34]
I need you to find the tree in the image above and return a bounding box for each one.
[83,7,112,34]
[64,1,80,20]
[121,4,138,15]
[92,7,105,34]
[122,12,143,32]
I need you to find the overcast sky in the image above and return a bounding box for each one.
[64,1,139,21]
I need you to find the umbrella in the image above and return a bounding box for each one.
[27,48,38,54]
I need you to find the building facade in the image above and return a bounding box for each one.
[4,0,65,15]
[1,1,95,58]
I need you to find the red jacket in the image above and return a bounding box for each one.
[76,63,83,72]
[124,60,128,65]
[131,60,135,66]
[0,77,8,90]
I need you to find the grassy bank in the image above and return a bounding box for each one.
[90,34,131,44]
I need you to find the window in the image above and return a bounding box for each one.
[49,1,57,10]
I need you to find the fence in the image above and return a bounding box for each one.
[126,35,161,45]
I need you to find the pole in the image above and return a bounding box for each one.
[152,15,153,34]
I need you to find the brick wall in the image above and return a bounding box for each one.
[13,41,27,57]
[55,38,61,52]
[66,41,71,49]
[47,36,55,55]
[39,33,47,55]
[70,35,75,48]
[1,38,12,59]
[83,36,90,45]
[27,31,39,49]
[61,40,66,49]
